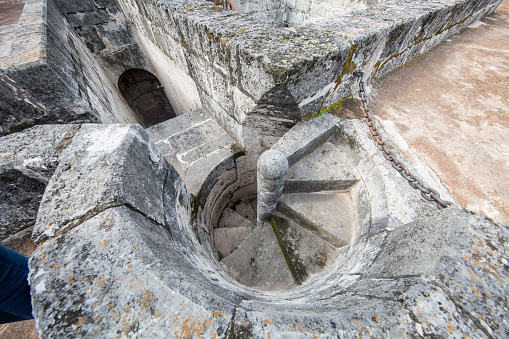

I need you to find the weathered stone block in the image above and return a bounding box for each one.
[30,206,233,337]
[271,113,340,166]
[32,124,171,243]
[0,170,45,241]
[0,124,75,242]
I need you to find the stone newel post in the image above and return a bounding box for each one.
[257,150,288,224]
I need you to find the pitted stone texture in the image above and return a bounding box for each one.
[0,125,75,242]
[32,124,170,243]
[30,206,234,338]
[0,124,75,183]
[0,170,45,242]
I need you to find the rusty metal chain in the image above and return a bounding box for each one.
[353,71,452,210]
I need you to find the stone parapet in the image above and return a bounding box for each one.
[117,0,502,148]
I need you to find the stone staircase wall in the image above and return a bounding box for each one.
[23,120,509,337]
[0,0,138,135]
[116,0,502,150]
[50,0,150,85]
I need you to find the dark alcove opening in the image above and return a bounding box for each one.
[118,69,176,128]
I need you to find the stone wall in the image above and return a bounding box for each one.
[238,0,388,26]
[0,0,139,135]
[116,0,502,152]
[51,0,150,84]
[284,0,385,26]
[52,0,202,116]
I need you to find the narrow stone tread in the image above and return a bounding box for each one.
[250,223,296,290]
[234,199,257,222]
[214,226,254,259]
[220,225,262,286]
[217,207,255,229]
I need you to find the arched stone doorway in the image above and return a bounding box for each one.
[118,69,176,127]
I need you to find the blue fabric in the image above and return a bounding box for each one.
[0,244,33,324]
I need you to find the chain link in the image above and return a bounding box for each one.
[353,71,452,210]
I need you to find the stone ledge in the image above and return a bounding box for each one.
[118,0,503,142]
[0,124,75,242]
[32,124,174,243]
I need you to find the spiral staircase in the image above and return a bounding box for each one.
[214,134,360,290]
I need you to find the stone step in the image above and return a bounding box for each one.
[284,142,360,193]
[214,226,254,260]
[277,201,348,249]
[280,192,354,245]
[250,222,296,290]
[233,198,256,222]
[146,108,238,194]
[270,113,340,167]
[271,211,336,283]
[220,225,262,286]
[146,108,209,141]
[168,120,229,168]
[177,132,235,170]
[184,146,235,194]
[216,207,255,229]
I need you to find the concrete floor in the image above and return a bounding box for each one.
[367,0,509,225]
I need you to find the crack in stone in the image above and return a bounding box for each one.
[43,201,167,243]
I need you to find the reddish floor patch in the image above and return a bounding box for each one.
[369,0,509,224]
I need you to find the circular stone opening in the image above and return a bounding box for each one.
[210,143,363,291]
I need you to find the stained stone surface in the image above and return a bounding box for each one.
[0,0,139,135]
[6,0,505,337]
[23,118,508,338]
[116,0,502,149]
[30,172,509,337]
[0,125,75,242]
[272,212,336,282]
[250,223,296,290]
[32,124,173,244]
[30,207,233,338]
